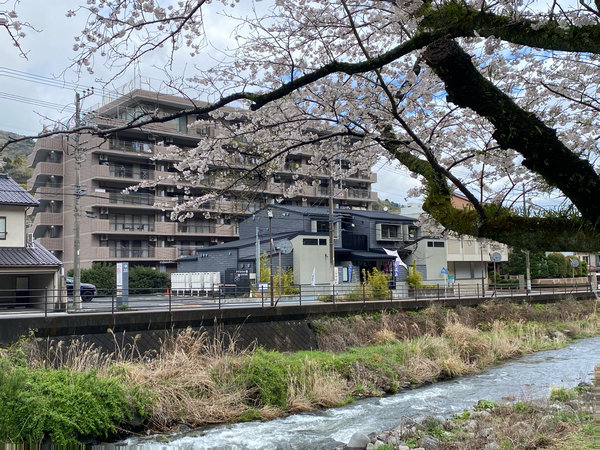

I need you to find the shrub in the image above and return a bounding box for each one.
[0,356,146,445]
[81,262,116,294]
[362,267,390,300]
[406,260,424,289]
[129,266,169,294]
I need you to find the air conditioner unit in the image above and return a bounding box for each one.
[149,236,157,242]
[100,207,109,215]
[99,155,109,162]
[167,236,176,241]
[100,234,108,241]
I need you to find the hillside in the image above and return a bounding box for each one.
[0,130,35,159]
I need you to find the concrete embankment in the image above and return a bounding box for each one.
[0,292,593,353]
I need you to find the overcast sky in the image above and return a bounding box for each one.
[0,1,419,206]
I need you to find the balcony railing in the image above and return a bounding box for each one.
[32,212,63,228]
[37,237,63,251]
[32,161,63,177]
[109,192,154,206]
[105,247,178,260]
[110,248,155,258]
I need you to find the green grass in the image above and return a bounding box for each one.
[558,422,600,449]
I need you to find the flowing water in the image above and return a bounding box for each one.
[109,337,600,450]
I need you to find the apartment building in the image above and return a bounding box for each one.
[27,89,378,272]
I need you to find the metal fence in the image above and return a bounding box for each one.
[0,280,594,318]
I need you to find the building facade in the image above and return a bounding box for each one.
[178,204,421,285]
[0,174,63,308]
[27,89,378,272]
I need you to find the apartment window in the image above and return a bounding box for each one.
[0,217,5,239]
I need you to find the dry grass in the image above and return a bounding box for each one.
[444,318,492,366]
[123,327,255,430]
[286,360,349,411]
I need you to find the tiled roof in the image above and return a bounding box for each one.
[272,204,414,221]
[0,241,62,266]
[0,174,39,206]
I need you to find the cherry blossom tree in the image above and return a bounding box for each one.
[0,1,33,58]
[5,0,600,251]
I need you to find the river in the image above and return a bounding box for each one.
[112,336,600,450]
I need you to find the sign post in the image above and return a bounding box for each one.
[116,262,129,307]
[491,252,502,296]
[441,267,448,297]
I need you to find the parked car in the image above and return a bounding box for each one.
[65,276,97,302]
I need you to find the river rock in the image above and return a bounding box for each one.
[345,432,371,449]
[471,410,491,420]
[550,330,566,341]
[512,421,534,439]
[465,419,480,433]
[417,435,441,449]
[398,446,410,450]
[484,443,500,450]
[386,435,399,446]
[481,427,495,439]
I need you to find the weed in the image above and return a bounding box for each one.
[549,386,577,402]
[453,410,470,420]
[474,399,499,411]
[513,401,533,413]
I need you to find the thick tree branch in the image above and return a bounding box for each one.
[421,4,600,54]
[383,135,600,251]
[423,37,600,227]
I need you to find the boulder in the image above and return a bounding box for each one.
[417,434,441,449]
[344,432,371,450]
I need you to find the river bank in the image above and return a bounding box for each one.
[340,365,600,449]
[0,297,598,445]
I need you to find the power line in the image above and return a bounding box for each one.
[0,91,75,112]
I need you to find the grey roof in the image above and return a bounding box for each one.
[271,204,414,221]
[180,231,313,255]
[0,241,62,267]
[0,174,39,207]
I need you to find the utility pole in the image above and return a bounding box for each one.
[255,227,260,290]
[268,209,274,306]
[480,242,486,297]
[523,186,531,293]
[73,89,93,310]
[329,174,335,285]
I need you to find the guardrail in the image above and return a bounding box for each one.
[0,282,594,318]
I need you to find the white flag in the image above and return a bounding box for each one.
[383,248,408,269]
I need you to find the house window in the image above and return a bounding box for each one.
[0,217,5,239]
[381,224,399,239]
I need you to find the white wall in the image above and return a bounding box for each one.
[1,206,26,247]
[291,235,330,284]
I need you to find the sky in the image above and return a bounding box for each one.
[0,1,421,207]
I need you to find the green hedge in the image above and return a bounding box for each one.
[70,263,169,294]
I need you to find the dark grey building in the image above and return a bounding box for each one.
[178,205,420,285]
